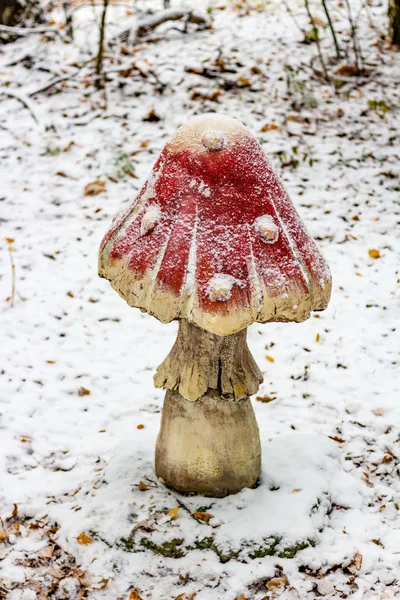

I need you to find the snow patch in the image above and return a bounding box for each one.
[254,214,279,244]
[207,273,241,302]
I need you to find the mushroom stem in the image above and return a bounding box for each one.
[154,321,263,402]
[154,321,263,496]
[156,390,261,497]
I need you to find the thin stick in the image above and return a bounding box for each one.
[95,0,109,89]
[0,24,63,37]
[343,0,363,72]
[321,0,341,58]
[304,0,330,81]
[0,89,39,124]
[8,247,16,308]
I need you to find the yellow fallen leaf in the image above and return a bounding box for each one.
[5,237,15,244]
[315,333,320,342]
[292,488,302,493]
[137,424,144,430]
[266,576,289,590]
[129,591,143,600]
[168,507,180,519]
[84,180,106,196]
[77,531,93,545]
[256,395,275,403]
[266,355,275,363]
[261,124,279,132]
[78,387,91,397]
[0,529,8,541]
[139,481,149,491]
[193,512,213,522]
[368,248,380,259]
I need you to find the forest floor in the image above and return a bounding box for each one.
[0,0,399,598]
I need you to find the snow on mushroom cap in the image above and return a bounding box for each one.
[99,113,331,336]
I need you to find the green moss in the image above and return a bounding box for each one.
[192,536,240,564]
[249,536,281,559]
[140,537,185,559]
[278,539,316,558]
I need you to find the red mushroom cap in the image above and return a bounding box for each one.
[99,114,331,336]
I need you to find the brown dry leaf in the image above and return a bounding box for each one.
[129,591,143,600]
[336,64,358,77]
[193,512,213,522]
[372,409,383,416]
[137,424,144,430]
[140,140,149,148]
[348,552,363,574]
[77,531,93,545]
[67,291,74,298]
[84,180,106,196]
[5,237,15,244]
[139,481,149,491]
[260,123,279,132]
[315,333,320,342]
[292,488,302,493]
[368,248,380,259]
[92,577,109,590]
[266,355,275,363]
[235,596,249,600]
[39,545,54,559]
[329,435,346,443]
[256,395,275,403]
[0,529,8,541]
[287,115,307,123]
[47,566,65,579]
[142,109,161,122]
[78,387,91,397]
[6,504,18,521]
[266,576,289,590]
[56,171,68,178]
[237,76,251,86]
[168,507,180,519]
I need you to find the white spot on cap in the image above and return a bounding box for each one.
[201,130,225,151]
[208,274,237,302]
[140,204,161,236]
[254,215,279,244]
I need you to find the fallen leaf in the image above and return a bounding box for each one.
[266,355,275,363]
[129,591,143,600]
[292,488,302,493]
[315,333,320,342]
[78,387,91,397]
[84,180,106,196]
[329,435,346,443]
[368,248,380,259]
[140,140,149,148]
[237,76,251,86]
[5,237,15,244]
[137,423,144,430]
[0,529,8,541]
[56,171,68,178]
[142,109,161,122]
[266,576,289,590]
[347,552,362,574]
[67,291,75,298]
[260,123,279,132]
[256,395,275,403]
[6,504,18,521]
[372,409,383,416]
[235,596,249,600]
[77,531,93,545]
[92,577,109,590]
[168,507,180,519]
[336,64,358,77]
[139,481,149,491]
[193,512,213,522]
[39,545,54,559]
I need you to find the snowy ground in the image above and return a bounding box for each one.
[0,0,399,598]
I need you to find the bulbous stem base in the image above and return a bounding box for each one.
[155,390,261,497]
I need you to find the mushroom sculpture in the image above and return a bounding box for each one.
[99,114,331,498]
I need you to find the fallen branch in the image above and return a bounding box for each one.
[0,23,63,37]
[28,58,95,96]
[0,88,39,124]
[117,7,210,43]
[185,66,248,91]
